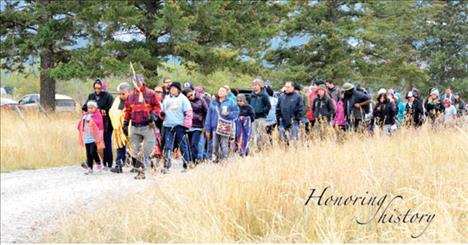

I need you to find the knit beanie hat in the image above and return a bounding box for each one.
[87,100,98,108]
[430,88,440,97]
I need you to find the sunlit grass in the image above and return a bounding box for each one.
[44,125,468,243]
[1,110,83,172]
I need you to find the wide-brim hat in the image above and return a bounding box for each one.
[342,82,354,92]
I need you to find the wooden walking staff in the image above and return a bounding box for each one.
[130,62,144,103]
[125,62,153,167]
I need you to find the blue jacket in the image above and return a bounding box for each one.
[205,97,240,133]
[276,91,304,128]
[395,92,406,123]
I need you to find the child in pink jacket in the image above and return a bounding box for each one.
[77,101,104,174]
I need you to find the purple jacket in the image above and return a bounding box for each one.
[190,93,208,129]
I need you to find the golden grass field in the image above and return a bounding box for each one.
[43,125,467,243]
[0,110,83,172]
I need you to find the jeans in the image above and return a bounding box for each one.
[198,133,206,160]
[212,133,230,160]
[188,130,202,162]
[103,129,113,168]
[115,146,126,167]
[203,132,213,160]
[130,125,156,169]
[164,125,191,169]
[278,121,299,146]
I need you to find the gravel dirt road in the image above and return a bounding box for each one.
[0,163,185,243]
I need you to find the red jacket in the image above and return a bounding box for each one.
[124,85,161,125]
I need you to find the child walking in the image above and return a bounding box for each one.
[236,94,255,157]
[78,100,105,174]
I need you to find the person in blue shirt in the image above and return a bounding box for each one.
[161,82,193,173]
[205,87,240,163]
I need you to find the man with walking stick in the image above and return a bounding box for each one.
[123,74,161,179]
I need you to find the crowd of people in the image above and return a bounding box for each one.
[78,77,467,179]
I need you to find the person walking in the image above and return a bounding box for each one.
[236,94,255,157]
[342,82,371,131]
[195,86,212,161]
[248,78,271,151]
[77,101,104,175]
[394,92,406,125]
[312,84,336,125]
[109,82,131,173]
[453,92,466,117]
[82,79,114,170]
[205,87,240,163]
[161,82,194,173]
[276,81,304,146]
[373,90,397,134]
[123,75,161,179]
[182,87,208,165]
[424,88,445,125]
[443,98,458,125]
[405,90,424,127]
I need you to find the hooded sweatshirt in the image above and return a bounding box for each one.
[189,92,208,129]
[394,92,406,123]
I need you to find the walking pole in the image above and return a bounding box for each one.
[182,133,193,167]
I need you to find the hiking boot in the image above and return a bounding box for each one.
[81,162,88,169]
[110,166,123,173]
[134,170,146,180]
[188,163,196,169]
[130,168,138,173]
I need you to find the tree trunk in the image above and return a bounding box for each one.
[37,0,56,111]
[40,49,56,111]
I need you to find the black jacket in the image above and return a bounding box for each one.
[276,91,304,128]
[82,91,115,132]
[344,88,371,122]
[249,90,271,119]
[373,101,396,126]
[239,104,255,122]
[312,95,336,122]
[405,99,424,127]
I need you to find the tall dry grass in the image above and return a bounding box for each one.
[0,110,83,172]
[45,126,467,243]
